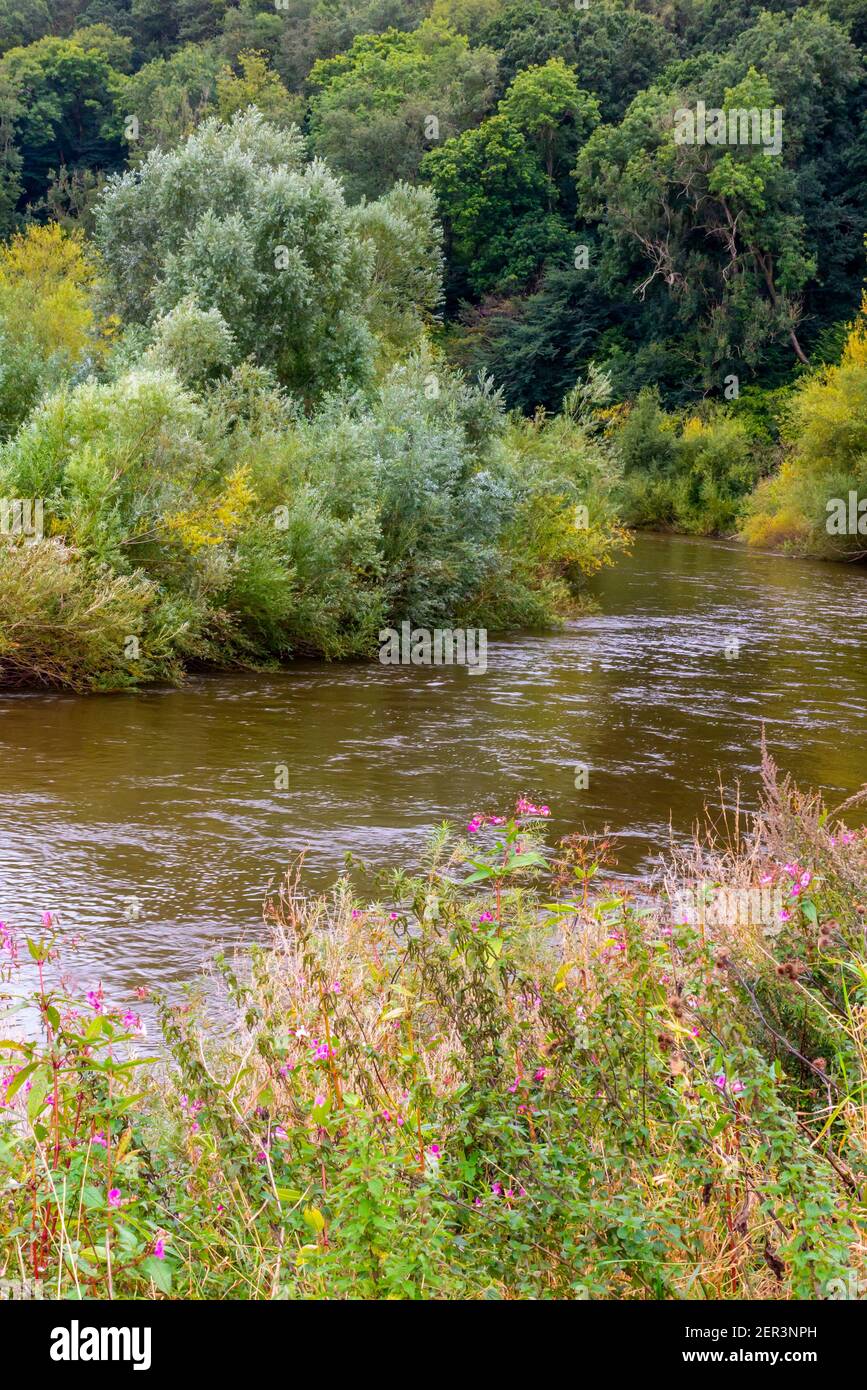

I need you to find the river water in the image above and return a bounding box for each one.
[1,533,865,998]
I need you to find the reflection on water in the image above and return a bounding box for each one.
[1,533,865,996]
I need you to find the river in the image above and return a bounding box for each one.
[1,532,866,998]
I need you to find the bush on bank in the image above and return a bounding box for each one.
[0,351,626,691]
[742,294,867,558]
[611,389,761,537]
[1,759,864,1299]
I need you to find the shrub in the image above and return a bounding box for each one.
[1,768,863,1298]
[742,294,867,557]
[0,538,175,690]
[0,355,627,688]
[613,389,760,535]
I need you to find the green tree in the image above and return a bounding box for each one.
[351,180,444,362]
[0,69,23,235]
[0,35,125,205]
[573,62,832,388]
[215,48,304,127]
[0,2,54,56]
[95,109,379,400]
[424,114,569,296]
[118,43,222,156]
[308,20,498,201]
[221,0,431,93]
[479,0,677,120]
[498,56,598,188]
[424,60,598,297]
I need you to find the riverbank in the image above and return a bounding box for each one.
[2,757,865,1299]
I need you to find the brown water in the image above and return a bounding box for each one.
[1,532,865,999]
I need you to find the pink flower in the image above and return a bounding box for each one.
[533,1067,547,1082]
[779,908,791,922]
[428,1143,441,1156]
[86,988,104,1014]
[41,911,53,929]
[92,1130,108,1149]
[491,1182,503,1196]
[152,1236,166,1260]
[108,1188,122,1208]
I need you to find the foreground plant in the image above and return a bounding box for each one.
[1,769,865,1299]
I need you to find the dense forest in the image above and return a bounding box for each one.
[1,0,867,691]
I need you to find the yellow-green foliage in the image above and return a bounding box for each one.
[0,222,97,358]
[0,223,108,435]
[743,292,867,556]
[0,538,173,691]
[164,463,256,552]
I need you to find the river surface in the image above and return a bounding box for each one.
[1,533,865,999]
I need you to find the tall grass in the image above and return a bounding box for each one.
[1,761,864,1299]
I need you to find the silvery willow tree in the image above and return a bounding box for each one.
[95,108,439,402]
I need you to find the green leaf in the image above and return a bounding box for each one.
[276,1187,303,1205]
[141,1256,172,1294]
[27,1067,51,1120]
